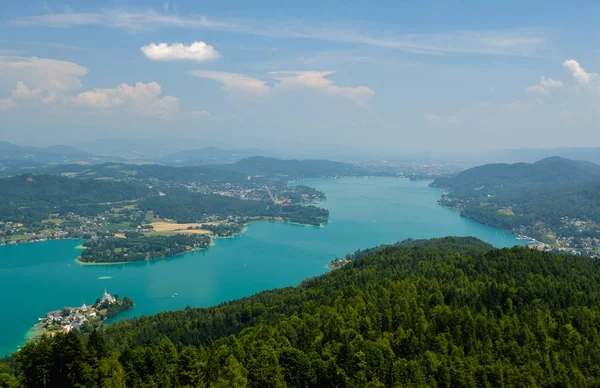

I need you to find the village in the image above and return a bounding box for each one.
[31,290,133,338]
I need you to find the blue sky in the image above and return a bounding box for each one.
[1,1,600,153]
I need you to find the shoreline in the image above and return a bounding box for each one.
[6,216,327,267]
[436,202,540,246]
[0,237,84,247]
[74,240,217,266]
[73,217,326,265]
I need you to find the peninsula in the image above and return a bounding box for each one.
[0,161,332,263]
[432,157,600,256]
[29,290,133,340]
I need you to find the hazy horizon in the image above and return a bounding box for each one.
[2,1,600,153]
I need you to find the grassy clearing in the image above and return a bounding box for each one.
[149,221,211,235]
[42,218,65,225]
[497,208,515,216]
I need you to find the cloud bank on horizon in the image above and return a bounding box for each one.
[0,1,599,152]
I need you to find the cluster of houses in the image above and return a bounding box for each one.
[39,290,116,336]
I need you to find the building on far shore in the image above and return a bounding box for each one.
[101,289,115,304]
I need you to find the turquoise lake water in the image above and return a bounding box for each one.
[0,177,523,356]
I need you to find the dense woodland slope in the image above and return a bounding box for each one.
[37,163,249,184]
[139,189,328,226]
[432,157,600,248]
[2,156,361,181]
[432,156,600,199]
[3,237,600,387]
[0,174,151,224]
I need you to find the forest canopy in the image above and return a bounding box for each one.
[4,237,600,387]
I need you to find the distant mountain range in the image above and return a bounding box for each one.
[0,142,128,177]
[0,141,124,164]
[77,138,277,164]
[158,147,277,166]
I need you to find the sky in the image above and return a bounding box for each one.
[1,0,600,154]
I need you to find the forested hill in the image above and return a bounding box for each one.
[432,156,600,199]
[212,156,362,178]
[1,156,361,181]
[5,237,600,386]
[37,163,249,184]
[0,174,151,224]
[0,174,150,207]
[333,236,493,264]
[431,157,600,248]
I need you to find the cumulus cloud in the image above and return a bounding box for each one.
[0,56,180,116]
[12,81,43,99]
[141,41,220,62]
[563,59,593,85]
[525,76,563,95]
[270,71,375,104]
[0,56,88,92]
[188,70,270,96]
[73,82,179,116]
[0,98,16,111]
[0,81,59,111]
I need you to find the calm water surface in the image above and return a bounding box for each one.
[0,177,522,356]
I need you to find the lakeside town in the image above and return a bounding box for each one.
[29,290,133,340]
[0,179,326,246]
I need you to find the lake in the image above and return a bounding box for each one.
[0,177,522,356]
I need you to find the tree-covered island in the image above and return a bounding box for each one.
[78,233,212,263]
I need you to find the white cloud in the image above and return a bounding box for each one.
[141,41,220,62]
[269,71,374,104]
[563,59,593,85]
[424,113,459,125]
[12,81,43,99]
[10,9,546,56]
[72,82,179,116]
[0,98,16,111]
[189,69,374,103]
[0,81,59,110]
[540,77,563,88]
[0,56,88,92]
[525,76,563,95]
[189,70,270,96]
[0,57,179,116]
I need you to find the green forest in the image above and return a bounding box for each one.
[139,189,329,226]
[0,174,150,224]
[79,233,211,263]
[432,157,600,243]
[3,237,600,387]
